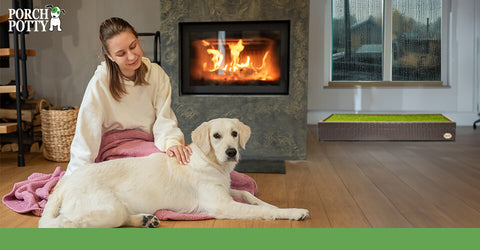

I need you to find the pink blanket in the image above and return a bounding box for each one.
[2,129,258,221]
[2,167,65,216]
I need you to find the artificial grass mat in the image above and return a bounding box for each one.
[324,114,451,123]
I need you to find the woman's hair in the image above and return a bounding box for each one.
[99,17,148,101]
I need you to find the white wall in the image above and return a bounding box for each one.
[308,0,480,126]
[476,0,480,118]
[0,0,160,106]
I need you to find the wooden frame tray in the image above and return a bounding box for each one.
[318,114,456,141]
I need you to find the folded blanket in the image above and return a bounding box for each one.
[3,128,258,221]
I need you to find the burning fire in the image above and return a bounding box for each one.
[191,38,280,82]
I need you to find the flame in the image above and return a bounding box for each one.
[191,38,280,82]
[229,39,245,72]
[206,48,224,72]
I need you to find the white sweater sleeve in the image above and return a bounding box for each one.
[65,78,104,176]
[152,66,185,151]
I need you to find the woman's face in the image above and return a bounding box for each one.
[106,30,143,79]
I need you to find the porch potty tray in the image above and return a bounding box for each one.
[318,114,456,141]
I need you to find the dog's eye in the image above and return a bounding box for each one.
[213,133,222,139]
[231,131,238,137]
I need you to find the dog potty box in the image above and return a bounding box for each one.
[317,114,456,141]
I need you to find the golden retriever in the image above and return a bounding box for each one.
[38,118,309,228]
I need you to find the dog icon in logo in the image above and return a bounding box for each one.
[45,5,66,31]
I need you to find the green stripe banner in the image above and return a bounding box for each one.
[1,228,478,250]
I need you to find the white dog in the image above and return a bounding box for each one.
[45,5,65,32]
[39,118,309,228]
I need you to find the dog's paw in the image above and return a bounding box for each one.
[288,208,309,221]
[142,215,160,228]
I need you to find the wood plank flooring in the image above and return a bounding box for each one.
[1,126,479,228]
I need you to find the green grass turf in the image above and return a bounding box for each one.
[324,114,451,122]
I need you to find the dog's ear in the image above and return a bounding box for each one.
[236,119,251,150]
[191,121,211,155]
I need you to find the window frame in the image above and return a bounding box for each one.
[327,0,451,88]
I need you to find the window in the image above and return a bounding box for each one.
[330,0,446,86]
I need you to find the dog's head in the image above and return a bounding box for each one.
[191,118,251,164]
[45,5,65,18]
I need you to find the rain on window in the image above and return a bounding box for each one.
[331,0,443,83]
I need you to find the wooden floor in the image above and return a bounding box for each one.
[1,126,480,228]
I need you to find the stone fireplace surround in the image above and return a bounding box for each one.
[160,0,308,168]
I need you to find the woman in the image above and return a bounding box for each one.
[66,17,191,176]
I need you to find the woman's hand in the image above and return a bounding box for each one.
[166,145,193,165]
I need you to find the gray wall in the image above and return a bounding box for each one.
[0,0,161,106]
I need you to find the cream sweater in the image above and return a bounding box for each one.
[65,57,184,176]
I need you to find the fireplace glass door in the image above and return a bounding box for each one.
[180,21,289,95]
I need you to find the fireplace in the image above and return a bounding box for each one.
[161,0,308,165]
[179,21,290,95]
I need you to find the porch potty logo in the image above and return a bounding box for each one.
[8,4,66,32]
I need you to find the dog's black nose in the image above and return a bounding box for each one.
[226,148,237,158]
